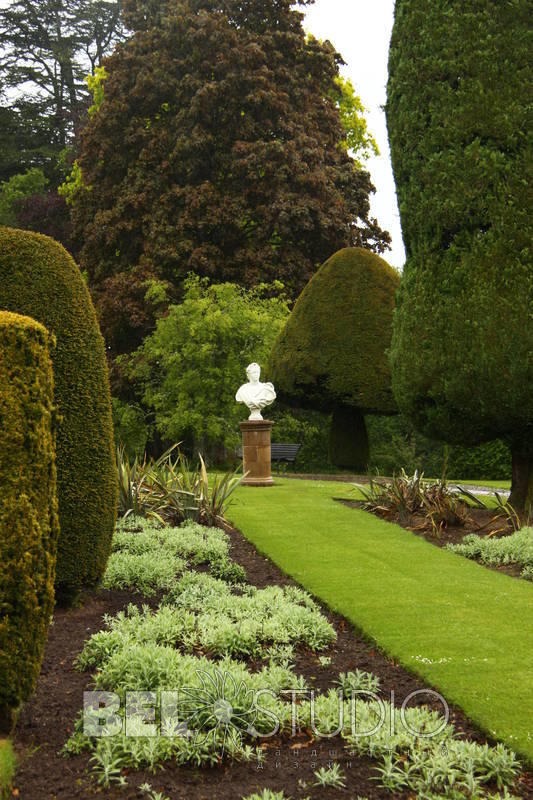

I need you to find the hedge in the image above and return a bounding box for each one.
[0,311,59,733]
[386,0,532,508]
[0,228,117,599]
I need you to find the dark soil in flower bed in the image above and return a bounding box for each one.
[12,524,533,800]
[338,500,525,580]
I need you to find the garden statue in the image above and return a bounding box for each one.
[236,362,276,421]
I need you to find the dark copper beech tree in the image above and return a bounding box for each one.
[70,0,390,356]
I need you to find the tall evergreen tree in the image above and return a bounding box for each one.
[386,0,532,510]
[70,0,390,356]
[0,97,58,183]
[0,0,125,159]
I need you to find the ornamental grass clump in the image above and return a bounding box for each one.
[116,445,244,526]
[355,469,425,519]
[356,471,472,533]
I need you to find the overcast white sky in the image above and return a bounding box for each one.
[303,0,405,268]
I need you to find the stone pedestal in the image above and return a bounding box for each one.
[240,420,274,486]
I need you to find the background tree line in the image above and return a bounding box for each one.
[1,0,522,488]
[0,0,125,240]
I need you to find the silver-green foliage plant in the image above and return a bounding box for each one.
[242,791,288,800]
[102,519,245,595]
[79,574,335,667]
[67,647,299,774]
[447,528,533,580]
[71,518,522,796]
[67,673,520,797]
[164,573,336,656]
[335,669,381,699]
[102,552,186,596]
[296,691,519,797]
[140,784,171,800]
[313,762,346,788]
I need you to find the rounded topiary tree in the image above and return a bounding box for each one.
[0,311,58,733]
[268,247,400,469]
[386,0,532,510]
[0,228,117,599]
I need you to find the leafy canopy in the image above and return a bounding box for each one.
[0,167,47,226]
[125,275,289,454]
[71,0,390,356]
[0,0,125,151]
[331,75,379,164]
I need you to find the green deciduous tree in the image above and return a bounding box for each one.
[125,275,289,459]
[331,75,379,164]
[71,0,390,357]
[0,167,48,226]
[386,0,532,511]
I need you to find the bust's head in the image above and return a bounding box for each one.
[246,362,261,384]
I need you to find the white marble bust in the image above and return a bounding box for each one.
[236,362,276,421]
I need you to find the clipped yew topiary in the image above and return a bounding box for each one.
[268,248,400,469]
[0,228,117,599]
[0,311,59,734]
[387,0,532,510]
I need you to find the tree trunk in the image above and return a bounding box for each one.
[508,448,533,515]
[329,405,370,471]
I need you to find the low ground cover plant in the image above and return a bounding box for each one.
[102,518,245,595]
[66,517,523,798]
[242,791,288,800]
[68,650,521,796]
[335,669,381,698]
[447,528,533,580]
[313,762,347,788]
[80,574,335,666]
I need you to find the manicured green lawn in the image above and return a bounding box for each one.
[0,739,15,793]
[229,478,533,762]
[435,478,511,490]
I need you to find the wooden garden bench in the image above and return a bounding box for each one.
[270,443,301,473]
[237,442,301,473]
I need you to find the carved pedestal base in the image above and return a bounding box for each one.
[240,420,274,486]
